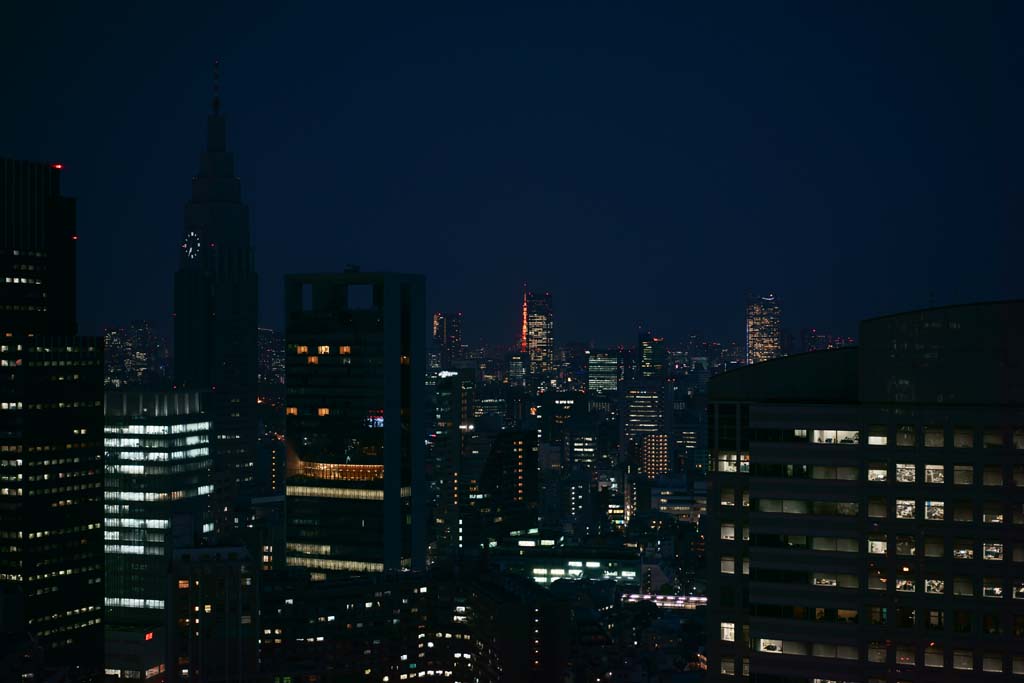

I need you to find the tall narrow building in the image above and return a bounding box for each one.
[432,311,463,370]
[522,289,554,378]
[284,271,425,576]
[173,71,259,512]
[745,293,782,364]
[0,158,104,675]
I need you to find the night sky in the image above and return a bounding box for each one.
[3,2,1021,347]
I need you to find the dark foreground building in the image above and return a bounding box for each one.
[260,568,570,682]
[0,158,104,678]
[284,271,426,576]
[708,301,1024,682]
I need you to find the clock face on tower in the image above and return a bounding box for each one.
[183,230,201,261]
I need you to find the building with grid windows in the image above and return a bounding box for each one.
[745,294,782,365]
[0,158,104,676]
[708,301,1024,682]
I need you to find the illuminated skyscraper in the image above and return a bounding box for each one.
[103,390,213,679]
[620,383,670,463]
[521,289,553,377]
[586,350,619,395]
[173,71,259,510]
[284,271,425,576]
[432,311,463,369]
[745,293,782,364]
[0,158,104,674]
[638,332,668,380]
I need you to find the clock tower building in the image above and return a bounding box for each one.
[173,68,259,519]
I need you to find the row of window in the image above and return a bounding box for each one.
[788,425,1024,449]
[719,646,1024,676]
[724,496,1021,523]
[737,565,1024,598]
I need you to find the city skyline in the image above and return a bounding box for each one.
[4,3,1020,345]
[2,4,1021,682]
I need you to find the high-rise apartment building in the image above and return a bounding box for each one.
[745,294,782,364]
[432,311,463,370]
[708,301,1024,682]
[173,82,258,508]
[587,350,619,395]
[103,390,213,681]
[641,433,671,478]
[284,271,425,576]
[522,290,554,377]
[0,158,104,675]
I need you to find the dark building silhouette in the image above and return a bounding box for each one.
[172,80,259,513]
[0,158,104,676]
[432,311,463,370]
[284,271,426,575]
[708,301,1024,681]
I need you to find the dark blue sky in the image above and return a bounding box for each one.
[3,2,1020,347]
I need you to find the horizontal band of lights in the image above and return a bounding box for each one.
[104,422,211,435]
[300,462,384,481]
[110,447,209,461]
[104,485,214,502]
[287,485,412,500]
[104,544,164,556]
[104,597,164,609]
[286,556,383,573]
[287,486,383,500]
[104,436,208,449]
[622,594,707,610]
[286,542,332,555]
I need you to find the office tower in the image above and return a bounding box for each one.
[620,383,670,462]
[284,271,425,575]
[587,350,619,395]
[708,301,1024,682]
[521,289,554,377]
[103,391,213,680]
[432,311,463,370]
[0,158,104,674]
[168,546,259,682]
[480,430,540,538]
[745,293,782,364]
[104,320,170,389]
[433,369,475,556]
[641,433,670,478]
[638,332,668,380]
[507,351,529,387]
[173,79,259,509]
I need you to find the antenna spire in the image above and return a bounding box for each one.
[212,60,221,114]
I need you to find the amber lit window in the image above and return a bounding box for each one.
[296,345,309,354]
[318,345,330,354]
[307,356,319,365]
[178,579,189,589]
[318,408,330,417]
[286,407,298,416]
[339,345,352,355]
